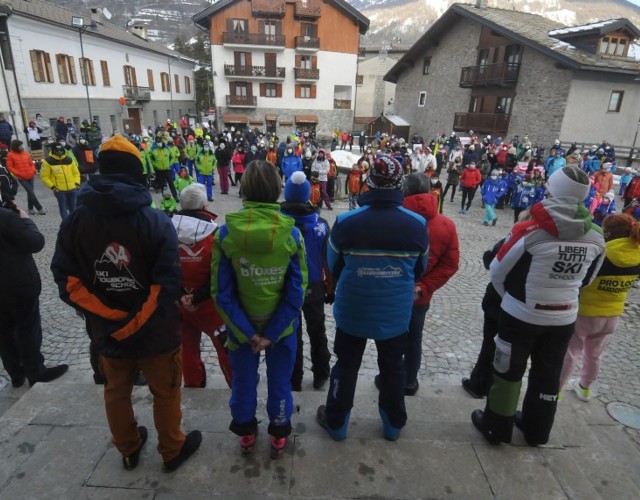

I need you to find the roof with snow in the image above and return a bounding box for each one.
[4,0,195,63]
[385,115,410,127]
[192,0,369,34]
[385,3,640,83]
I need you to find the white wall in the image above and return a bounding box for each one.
[211,45,357,111]
[9,16,194,103]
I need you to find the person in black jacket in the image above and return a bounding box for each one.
[0,189,68,388]
[51,135,201,472]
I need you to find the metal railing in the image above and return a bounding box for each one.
[453,112,511,134]
[224,64,285,78]
[226,95,257,107]
[122,85,151,101]
[222,32,285,47]
[294,67,320,80]
[459,63,520,87]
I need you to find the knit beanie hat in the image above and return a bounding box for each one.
[284,171,311,203]
[547,166,590,200]
[99,135,144,182]
[180,183,207,210]
[367,155,403,190]
[604,190,615,202]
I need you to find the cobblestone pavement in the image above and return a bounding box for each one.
[2,175,639,410]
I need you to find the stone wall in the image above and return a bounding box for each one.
[393,16,480,139]
[508,48,573,146]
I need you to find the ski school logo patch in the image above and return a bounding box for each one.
[104,243,131,269]
[93,242,142,292]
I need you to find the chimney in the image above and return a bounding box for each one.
[90,8,104,25]
[476,0,488,8]
[131,25,148,41]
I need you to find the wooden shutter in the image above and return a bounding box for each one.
[258,20,265,33]
[147,69,154,90]
[44,53,54,82]
[56,54,66,83]
[101,61,110,86]
[265,53,276,68]
[174,74,180,93]
[295,84,301,98]
[247,82,253,96]
[69,57,77,84]
[276,83,282,98]
[226,18,234,31]
[229,81,236,95]
[259,83,266,97]
[310,85,316,99]
[30,50,43,82]
[311,56,317,69]
[131,67,137,87]
[88,60,96,85]
[246,52,252,67]
[234,51,242,66]
[123,66,129,86]
[295,55,301,67]
[275,21,282,34]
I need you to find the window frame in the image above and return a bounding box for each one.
[56,54,76,84]
[608,90,624,112]
[30,50,54,83]
[147,69,155,91]
[100,60,110,86]
[184,76,191,94]
[174,74,180,93]
[160,72,170,92]
[418,91,426,107]
[79,58,96,86]
[422,57,431,75]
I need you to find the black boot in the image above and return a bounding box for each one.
[29,364,69,387]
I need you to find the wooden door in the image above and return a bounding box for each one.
[128,108,142,134]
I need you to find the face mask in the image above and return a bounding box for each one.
[470,165,476,169]
[204,147,210,152]
[287,149,293,154]
[250,146,257,153]
[60,142,66,147]
[490,175,498,180]
[18,146,24,152]
[219,143,225,150]
[430,178,438,185]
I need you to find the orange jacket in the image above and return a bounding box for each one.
[347,171,362,194]
[6,150,36,180]
[594,171,613,196]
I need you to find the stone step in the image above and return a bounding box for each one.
[1,376,639,499]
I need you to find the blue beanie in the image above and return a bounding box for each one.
[284,171,311,203]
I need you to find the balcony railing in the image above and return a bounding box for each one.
[453,112,511,135]
[459,63,520,87]
[122,85,151,101]
[222,32,285,47]
[356,75,363,86]
[226,95,257,107]
[295,36,320,50]
[251,0,285,16]
[294,67,320,80]
[224,64,285,79]
[334,99,351,110]
[358,49,366,59]
[294,0,321,18]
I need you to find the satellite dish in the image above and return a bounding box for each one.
[102,7,113,20]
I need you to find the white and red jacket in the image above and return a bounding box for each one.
[490,197,605,326]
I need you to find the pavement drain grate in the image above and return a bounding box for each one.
[607,402,640,430]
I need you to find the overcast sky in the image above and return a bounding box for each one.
[628,0,640,7]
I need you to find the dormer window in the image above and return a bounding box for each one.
[598,35,630,57]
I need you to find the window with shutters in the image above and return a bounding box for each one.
[80,58,96,86]
[123,65,137,87]
[297,84,315,98]
[184,76,191,94]
[174,74,180,93]
[299,55,312,69]
[30,50,54,83]
[147,69,155,90]
[100,60,110,86]
[232,19,247,33]
[160,72,170,92]
[300,23,317,37]
[56,54,76,84]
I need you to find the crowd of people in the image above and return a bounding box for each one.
[1,118,640,471]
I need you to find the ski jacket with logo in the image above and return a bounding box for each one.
[481,178,506,205]
[490,197,605,326]
[195,151,217,176]
[578,237,640,317]
[328,189,428,340]
[51,175,181,358]
[212,201,308,350]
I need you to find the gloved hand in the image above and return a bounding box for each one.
[324,293,335,305]
[52,186,59,192]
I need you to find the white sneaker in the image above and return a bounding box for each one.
[569,378,592,402]
[29,209,36,215]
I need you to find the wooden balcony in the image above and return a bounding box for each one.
[122,85,151,101]
[224,64,285,79]
[459,63,520,88]
[251,0,285,17]
[334,99,351,110]
[294,67,319,80]
[222,32,285,49]
[226,95,257,107]
[295,36,320,52]
[294,0,321,18]
[453,112,511,135]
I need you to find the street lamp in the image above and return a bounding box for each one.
[71,16,96,122]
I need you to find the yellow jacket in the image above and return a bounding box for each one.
[579,237,640,317]
[40,153,81,192]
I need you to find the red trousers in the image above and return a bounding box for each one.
[180,299,232,388]
[100,348,185,462]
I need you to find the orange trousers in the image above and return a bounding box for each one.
[99,348,185,462]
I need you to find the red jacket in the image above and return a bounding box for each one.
[460,167,481,188]
[624,176,640,200]
[6,150,36,180]
[403,193,459,305]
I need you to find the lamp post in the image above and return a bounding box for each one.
[71,16,95,121]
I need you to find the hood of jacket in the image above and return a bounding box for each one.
[78,175,152,215]
[530,196,597,239]
[225,201,295,254]
[172,212,217,244]
[402,192,438,221]
[606,237,640,268]
[281,201,319,230]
